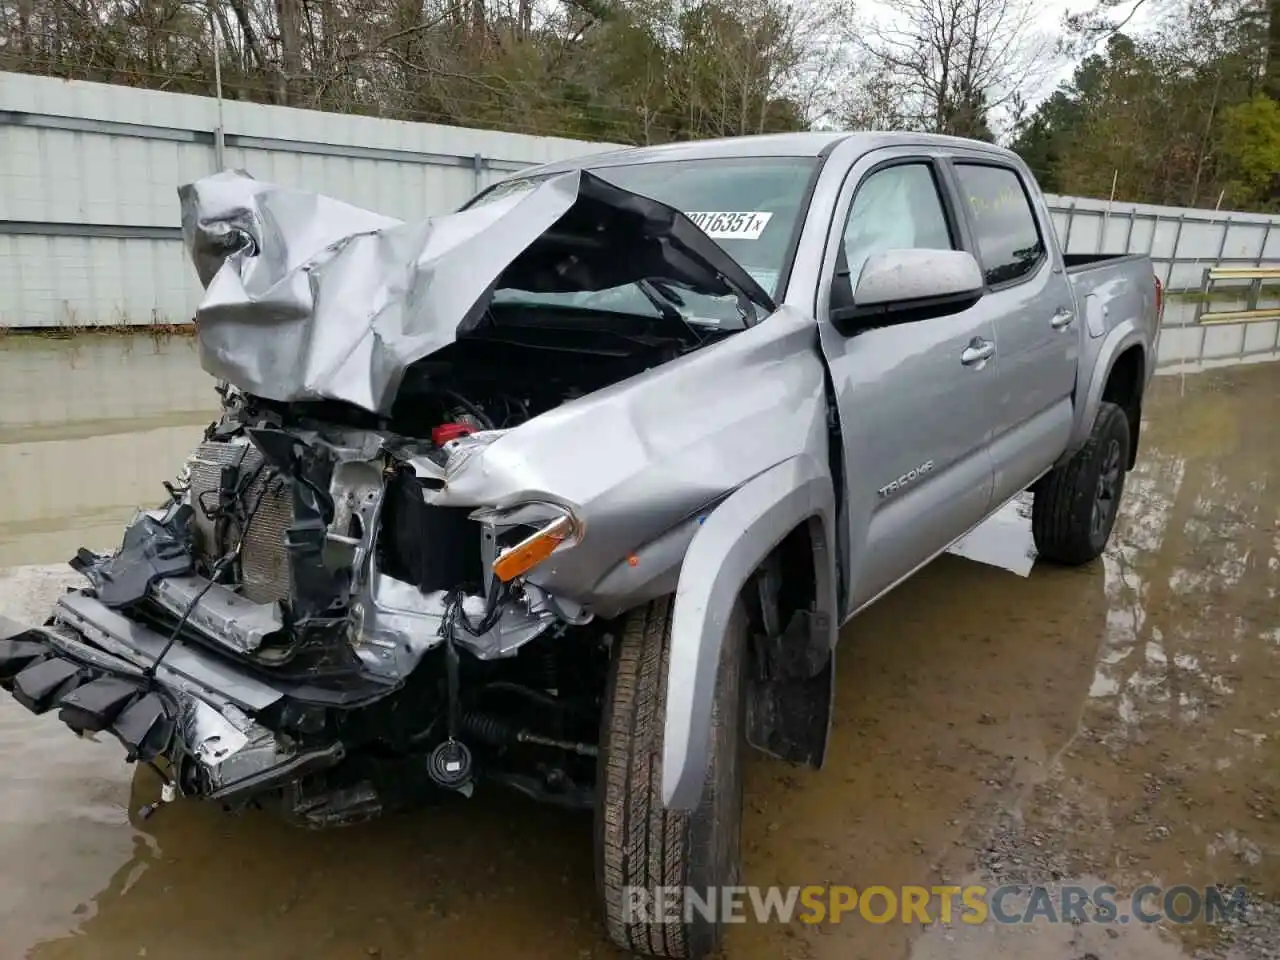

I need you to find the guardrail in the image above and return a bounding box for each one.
[1153,265,1280,371]
[1195,267,1280,325]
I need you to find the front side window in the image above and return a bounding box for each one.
[841,163,955,284]
[954,164,1045,286]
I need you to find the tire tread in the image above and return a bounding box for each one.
[596,596,744,959]
[1032,401,1130,565]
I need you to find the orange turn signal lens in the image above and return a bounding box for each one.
[492,515,574,582]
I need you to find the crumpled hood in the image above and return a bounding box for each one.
[179,168,775,415]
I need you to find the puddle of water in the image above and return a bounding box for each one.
[0,336,215,568]
[997,366,1280,958]
[948,493,1037,577]
[0,338,1277,960]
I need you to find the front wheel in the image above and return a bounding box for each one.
[594,595,747,959]
[1032,400,1131,565]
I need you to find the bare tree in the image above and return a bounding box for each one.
[845,0,1053,140]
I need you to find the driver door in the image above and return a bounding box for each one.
[816,154,999,613]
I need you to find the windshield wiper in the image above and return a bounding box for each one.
[655,275,760,330]
[636,279,685,322]
[636,278,706,344]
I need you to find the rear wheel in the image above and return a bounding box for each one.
[1032,400,1131,565]
[594,595,747,959]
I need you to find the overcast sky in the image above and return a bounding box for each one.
[1021,0,1163,99]
[853,0,1162,121]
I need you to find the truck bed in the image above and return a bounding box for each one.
[1064,253,1158,331]
[1063,252,1150,273]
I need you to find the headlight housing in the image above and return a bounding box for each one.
[470,501,582,583]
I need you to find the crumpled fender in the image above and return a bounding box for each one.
[661,453,837,810]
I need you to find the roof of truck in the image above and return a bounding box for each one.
[517,131,1020,177]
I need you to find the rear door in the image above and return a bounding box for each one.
[947,159,1079,504]
[814,150,999,612]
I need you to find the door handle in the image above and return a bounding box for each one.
[961,339,995,366]
[1051,308,1075,329]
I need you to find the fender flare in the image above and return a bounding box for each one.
[661,454,837,811]
[1063,321,1148,458]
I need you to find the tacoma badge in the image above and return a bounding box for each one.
[877,460,935,498]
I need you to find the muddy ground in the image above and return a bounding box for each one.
[0,338,1277,960]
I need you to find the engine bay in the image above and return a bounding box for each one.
[272,299,727,435]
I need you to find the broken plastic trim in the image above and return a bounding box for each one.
[472,502,583,583]
[492,515,575,582]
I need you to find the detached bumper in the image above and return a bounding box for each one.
[0,592,343,802]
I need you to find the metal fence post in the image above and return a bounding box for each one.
[1197,266,1211,322]
[1166,214,1186,290]
[1145,212,1163,361]
[1122,207,1136,253]
[1257,221,1280,361]
[1061,201,1077,254]
[1215,215,1233,262]
[1100,170,1117,252]
[1197,216,1234,364]
[472,153,484,194]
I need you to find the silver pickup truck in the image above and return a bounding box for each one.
[0,132,1159,958]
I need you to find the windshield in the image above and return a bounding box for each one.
[468,156,817,325]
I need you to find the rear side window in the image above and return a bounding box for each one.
[954,164,1044,286]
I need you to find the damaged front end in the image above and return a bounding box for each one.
[0,160,826,826]
[0,163,793,826]
[0,386,618,825]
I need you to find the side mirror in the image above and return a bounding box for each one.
[831,248,985,334]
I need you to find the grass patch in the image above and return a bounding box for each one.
[1166,287,1280,305]
[0,323,196,345]
[0,304,197,348]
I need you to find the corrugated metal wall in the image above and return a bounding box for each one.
[1041,196,1280,370]
[1044,196,1280,290]
[1044,197,1274,371]
[0,70,620,329]
[2,69,1278,368]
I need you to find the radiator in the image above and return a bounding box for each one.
[186,440,293,605]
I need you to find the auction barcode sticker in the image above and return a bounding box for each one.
[685,211,774,240]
